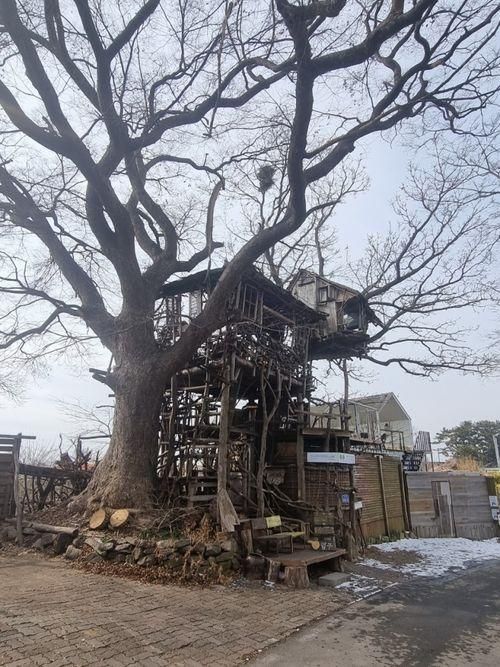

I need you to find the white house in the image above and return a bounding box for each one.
[354,392,414,451]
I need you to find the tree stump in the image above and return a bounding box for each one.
[267,559,281,582]
[109,509,129,529]
[283,565,309,589]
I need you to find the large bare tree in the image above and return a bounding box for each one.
[355,144,500,376]
[0,1,499,511]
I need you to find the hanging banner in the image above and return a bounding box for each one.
[306,452,355,465]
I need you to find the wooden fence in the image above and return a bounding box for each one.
[19,463,91,513]
[406,471,500,539]
[355,454,408,540]
[0,434,17,520]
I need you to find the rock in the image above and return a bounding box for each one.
[64,545,82,561]
[33,533,56,550]
[174,538,191,553]
[22,527,37,536]
[191,542,205,555]
[195,558,209,569]
[163,556,183,570]
[132,546,144,562]
[318,573,351,588]
[72,535,86,549]
[114,542,133,554]
[156,547,175,562]
[85,536,104,551]
[137,555,156,567]
[85,553,104,564]
[136,538,153,548]
[219,537,238,553]
[215,551,233,564]
[4,526,18,541]
[218,560,232,573]
[156,538,176,550]
[124,536,137,546]
[85,537,114,556]
[53,533,73,555]
[111,553,127,564]
[231,557,241,571]
[204,543,222,558]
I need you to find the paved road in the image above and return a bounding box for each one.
[0,554,346,666]
[251,562,500,667]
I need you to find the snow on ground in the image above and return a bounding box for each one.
[336,574,388,599]
[364,537,500,578]
[336,537,500,598]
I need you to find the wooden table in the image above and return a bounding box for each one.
[265,548,347,588]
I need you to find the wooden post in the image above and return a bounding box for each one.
[217,365,231,500]
[13,434,23,546]
[346,465,358,561]
[398,462,411,532]
[296,392,306,502]
[323,403,334,452]
[377,456,390,536]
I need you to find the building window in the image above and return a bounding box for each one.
[318,286,328,303]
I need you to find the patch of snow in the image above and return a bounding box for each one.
[366,537,500,578]
[336,574,383,599]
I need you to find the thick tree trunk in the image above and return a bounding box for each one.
[74,360,166,512]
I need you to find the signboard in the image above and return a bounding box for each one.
[348,443,386,455]
[402,450,425,472]
[306,452,356,465]
[415,431,432,452]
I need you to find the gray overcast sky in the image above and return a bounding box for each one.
[1,137,498,448]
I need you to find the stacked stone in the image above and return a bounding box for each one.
[66,533,241,573]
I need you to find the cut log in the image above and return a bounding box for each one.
[307,539,321,551]
[109,509,129,529]
[283,565,309,589]
[89,508,109,530]
[5,518,78,537]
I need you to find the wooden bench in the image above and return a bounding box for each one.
[251,515,308,554]
[266,548,347,588]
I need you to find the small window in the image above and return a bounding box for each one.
[318,286,328,303]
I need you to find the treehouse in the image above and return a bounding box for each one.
[154,266,381,531]
[289,270,380,359]
[155,266,321,512]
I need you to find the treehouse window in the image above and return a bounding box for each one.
[238,284,260,321]
[318,286,329,303]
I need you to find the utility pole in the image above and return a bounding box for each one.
[493,434,500,469]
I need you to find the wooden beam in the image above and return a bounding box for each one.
[13,434,23,546]
[217,353,234,505]
[378,456,390,536]
[296,392,306,502]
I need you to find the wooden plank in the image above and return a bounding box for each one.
[276,548,346,568]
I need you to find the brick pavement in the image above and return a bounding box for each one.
[0,554,347,666]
